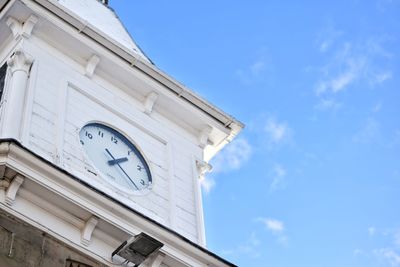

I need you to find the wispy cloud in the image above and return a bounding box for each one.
[353,117,380,143]
[211,138,252,173]
[370,228,400,266]
[257,218,285,233]
[353,248,365,256]
[369,227,376,236]
[264,117,292,145]
[256,217,288,246]
[250,61,266,76]
[270,163,288,191]
[315,41,367,96]
[375,248,400,266]
[236,55,270,85]
[314,98,342,111]
[372,101,383,113]
[313,31,394,110]
[316,23,343,53]
[393,229,400,248]
[200,176,215,194]
[221,232,261,259]
[371,71,392,85]
[319,39,332,53]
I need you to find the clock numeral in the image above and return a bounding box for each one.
[137,165,142,171]
[80,140,84,145]
[140,179,145,185]
[85,131,93,139]
[111,136,118,144]
[98,131,104,138]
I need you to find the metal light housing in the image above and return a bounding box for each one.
[112,233,163,265]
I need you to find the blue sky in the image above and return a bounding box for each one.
[110,1,400,266]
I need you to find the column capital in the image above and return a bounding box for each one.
[7,49,33,74]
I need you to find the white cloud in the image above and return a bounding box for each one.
[256,217,289,247]
[200,176,215,194]
[277,235,289,247]
[236,53,270,85]
[270,164,287,191]
[316,52,366,95]
[369,227,376,236]
[372,101,383,113]
[372,71,392,85]
[316,23,343,53]
[211,138,252,173]
[221,232,261,259]
[264,117,292,144]
[313,37,393,110]
[257,218,285,233]
[331,60,364,93]
[353,249,365,256]
[375,248,400,266]
[315,98,342,111]
[394,229,400,248]
[248,232,261,247]
[319,40,331,53]
[371,228,400,266]
[250,61,266,76]
[353,117,380,143]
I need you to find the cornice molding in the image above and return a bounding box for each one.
[0,139,237,267]
[6,14,38,39]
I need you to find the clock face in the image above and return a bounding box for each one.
[79,123,152,192]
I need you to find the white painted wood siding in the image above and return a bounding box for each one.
[18,37,203,244]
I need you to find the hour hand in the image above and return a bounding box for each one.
[108,157,128,165]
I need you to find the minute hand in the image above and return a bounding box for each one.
[105,149,139,190]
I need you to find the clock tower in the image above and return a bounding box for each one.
[0,0,243,266]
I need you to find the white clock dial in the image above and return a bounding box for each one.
[79,123,152,192]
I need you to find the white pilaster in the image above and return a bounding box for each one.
[2,49,33,140]
[192,158,211,246]
[166,142,177,229]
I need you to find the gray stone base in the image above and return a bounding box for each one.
[0,211,108,267]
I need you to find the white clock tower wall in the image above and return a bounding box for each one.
[14,37,204,243]
[0,1,244,266]
[0,2,243,259]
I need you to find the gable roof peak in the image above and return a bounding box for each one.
[56,0,150,62]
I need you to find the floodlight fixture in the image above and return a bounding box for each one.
[112,233,164,266]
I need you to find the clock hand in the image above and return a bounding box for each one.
[108,157,128,165]
[105,149,139,190]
